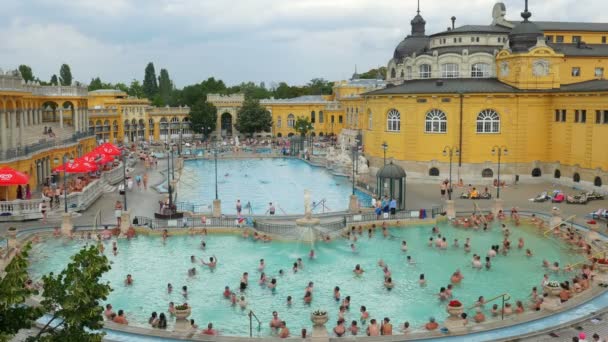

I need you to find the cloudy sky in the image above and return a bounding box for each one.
[0,0,602,87]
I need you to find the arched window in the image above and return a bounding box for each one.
[425,109,447,133]
[554,169,561,179]
[476,109,500,133]
[387,109,401,132]
[368,109,373,130]
[594,176,602,187]
[400,70,405,78]
[429,167,440,176]
[276,116,282,128]
[573,173,581,183]
[287,132,294,137]
[311,111,316,123]
[441,63,459,78]
[319,111,324,123]
[277,133,282,138]
[287,114,295,128]
[471,63,491,78]
[482,168,494,178]
[390,68,396,78]
[531,168,542,177]
[319,132,324,136]
[406,66,413,80]
[419,64,432,78]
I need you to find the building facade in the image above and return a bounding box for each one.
[362,2,608,189]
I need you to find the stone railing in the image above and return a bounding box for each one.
[0,199,43,222]
[65,178,105,212]
[325,102,342,111]
[89,108,120,117]
[0,131,95,162]
[33,86,88,97]
[207,93,245,104]
[103,163,124,185]
[149,107,190,116]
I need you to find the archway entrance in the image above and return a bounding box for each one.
[221,112,232,137]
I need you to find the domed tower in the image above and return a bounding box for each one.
[392,1,429,61]
[508,0,543,52]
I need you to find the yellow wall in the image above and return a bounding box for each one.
[558,57,608,84]
[267,103,330,137]
[544,31,608,44]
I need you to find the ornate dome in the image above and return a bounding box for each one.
[377,161,406,179]
[509,2,542,52]
[392,5,429,61]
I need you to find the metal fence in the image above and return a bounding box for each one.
[134,216,243,230]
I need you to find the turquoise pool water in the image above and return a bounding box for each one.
[176,158,371,214]
[28,223,586,337]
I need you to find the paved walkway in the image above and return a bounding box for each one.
[520,310,608,341]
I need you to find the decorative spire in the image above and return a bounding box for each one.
[417,0,420,14]
[521,0,532,22]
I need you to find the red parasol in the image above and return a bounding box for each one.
[0,167,30,185]
[95,143,122,156]
[82,152,115,164]
[53,159,98,173]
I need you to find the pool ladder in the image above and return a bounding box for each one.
[467,293,511,320]
[248,310,262,337]
[543,215,576,237]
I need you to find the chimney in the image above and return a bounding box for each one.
[451,16,456,29]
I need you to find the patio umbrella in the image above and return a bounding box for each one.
[95,143,122,156]
[0,167,29,201]
[82,152,115,164]
[53,159,98,173]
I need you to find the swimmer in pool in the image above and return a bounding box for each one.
[258,259,265,271]
[419,274,426,286]
[353,264,364,275]
[407,256,416,265]
[201,256,217,268]
[401,240,408,252]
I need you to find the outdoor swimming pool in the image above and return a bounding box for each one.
[176,158,371,214]
[28,223,587,337]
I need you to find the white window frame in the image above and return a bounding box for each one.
[287,114,295,128]
[368,110,373,130]
[277,117,282,128]
[471,63,490,78]
[476,109,500,133]
[425,109,447,133]
[387,109,401,132]
[441,63,460,78]
[419,64,432,78]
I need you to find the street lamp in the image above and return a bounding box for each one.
[122,154,128,211]
[351,145,358,195]
[491,146,508,199]
[166,147,173,209]
[381,141,388,165]
[63,156,68,213]
[442,146,460,201]
[170,147,175,181]
[213,143,219,200]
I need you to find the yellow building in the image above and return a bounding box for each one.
[0,70,96,198]
[361,2,608,189]
[87,89,191,144]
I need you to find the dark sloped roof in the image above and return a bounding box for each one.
[423,46,499,56]
[365,78,518,95]
[377,162,406,179]
[393,36,430,61]
[559,80,608,92]
[430,25,511,37]
[364,78,608,96]
[534,21,608,32]
[548,43,608,57]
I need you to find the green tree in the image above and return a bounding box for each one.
[143,62,158,100]
[234,98,272,136]
[114,82,129,93]
[128,79,144,98]
[88,77,104,91]
[305,78,333,95]
[49,74,58,86]
[294,116,314,137]
[59,64,72,86]
[189,98,217,139]
[33,245,111,342]
[359,67,387,80]
[158,68,173,106]
[0,242,43,341]
[18,65,34,82]
[273,82,304,99]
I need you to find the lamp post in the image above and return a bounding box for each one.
[166,147,173,209]
[381,141,388,165]
[122,154,128,211]
[442,146,460,201]
[170,147,175,181]
[214,143,219,200]
[63,156,68,213]
[351,145,357,195]
[491,146,508,199]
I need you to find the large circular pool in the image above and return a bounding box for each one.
[28,223,586,337]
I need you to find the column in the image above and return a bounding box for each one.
[37,108,42,125]
[10,111,17,147]
[59,108,64,128]
[0,110,6,151]
[74,107,79,132]
[28,109,33,126]
[19,110,24,147]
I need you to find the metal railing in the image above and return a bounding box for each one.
[135,216,244,230]
[248,310,262,338]
[466,293,511,320]
[0,131,94,161]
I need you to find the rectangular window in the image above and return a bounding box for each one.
[476,37,480,42]
[453,38,457,43]
[546,35,554,43]
[419,64,432,78]
[338,115,343,124]
[276,118,281,128]
[597,110,602,124]
[575,110,579,123]
[604,110,608,124]
[471,37,475,42]
[458,38,462,43]
[441,63,459,78]
[603,36,607,44]
[581,110,587,123]
[572,36,582,43]
[595,67,604,78]
[555,109,560,122]
[561,110,567,122]
[572,67,581,77]
[556,35,564,43]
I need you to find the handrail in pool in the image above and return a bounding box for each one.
[543,214,576,236]
[247,310,261,338]
[467,293,511,320]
